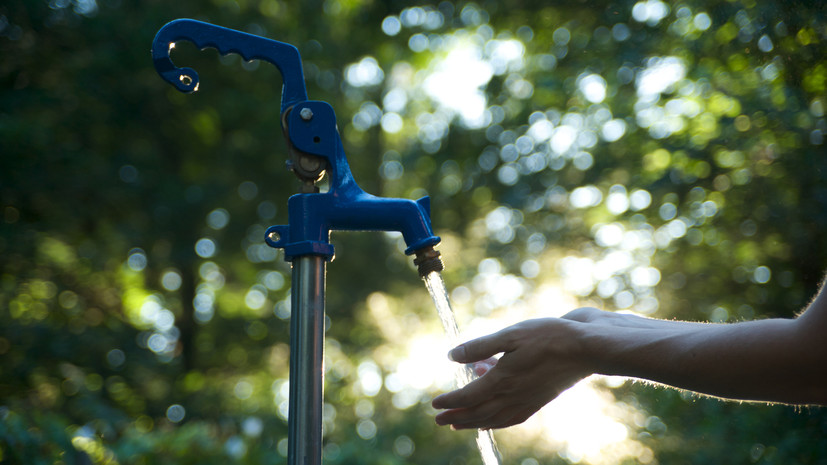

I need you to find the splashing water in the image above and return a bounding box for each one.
[423,271,502,465]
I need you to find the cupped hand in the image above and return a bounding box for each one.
[432,317,593,430]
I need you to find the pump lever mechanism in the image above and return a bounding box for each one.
[152,19,441,262]
[151,18,307,112]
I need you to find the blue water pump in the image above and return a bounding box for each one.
[152,18,444,465]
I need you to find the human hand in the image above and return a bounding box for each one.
[432,318,593,430]
[561,306,656,328]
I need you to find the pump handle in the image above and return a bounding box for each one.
[151,18,308,112]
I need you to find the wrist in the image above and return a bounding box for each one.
[576,320,654,377]
[566,319,611,377]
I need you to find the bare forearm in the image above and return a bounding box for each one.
[432,285,827,431]
[586,317,827,404]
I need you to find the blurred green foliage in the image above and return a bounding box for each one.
[2,0,826,464]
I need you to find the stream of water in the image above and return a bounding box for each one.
[423,271,502,465]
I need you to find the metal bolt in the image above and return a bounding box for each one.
[298,155,322,172]
[300,107,314,121]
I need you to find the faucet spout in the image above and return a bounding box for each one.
[328,193,439,255]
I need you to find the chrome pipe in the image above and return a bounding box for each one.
[288,255,326,465]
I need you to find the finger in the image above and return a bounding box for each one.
[447,411,508,430]
[449,330,513,364]
[435,397,511,429]
[435,404,496,428]
[447,401,533,430]
[432,370,501,410]
[488,406,537,430]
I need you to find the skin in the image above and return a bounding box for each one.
[432,279,827,430]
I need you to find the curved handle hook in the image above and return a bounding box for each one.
[151,18,308,112]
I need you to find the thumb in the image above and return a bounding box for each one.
[448,331,510,364]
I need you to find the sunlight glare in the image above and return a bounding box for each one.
[550,125,578,154]
[578,74,607,103]
[601,119,627,142]
[636,57,686,102]
[345,56,385,87]
[423,43,493,128]
[485,39,525,75]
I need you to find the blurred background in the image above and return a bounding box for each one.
[2,0,826,463]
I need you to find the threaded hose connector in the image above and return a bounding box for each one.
[413,246,444,278]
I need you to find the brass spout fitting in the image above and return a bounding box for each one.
[413,246,444,278]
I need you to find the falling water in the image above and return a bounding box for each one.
[423,271,502,465]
